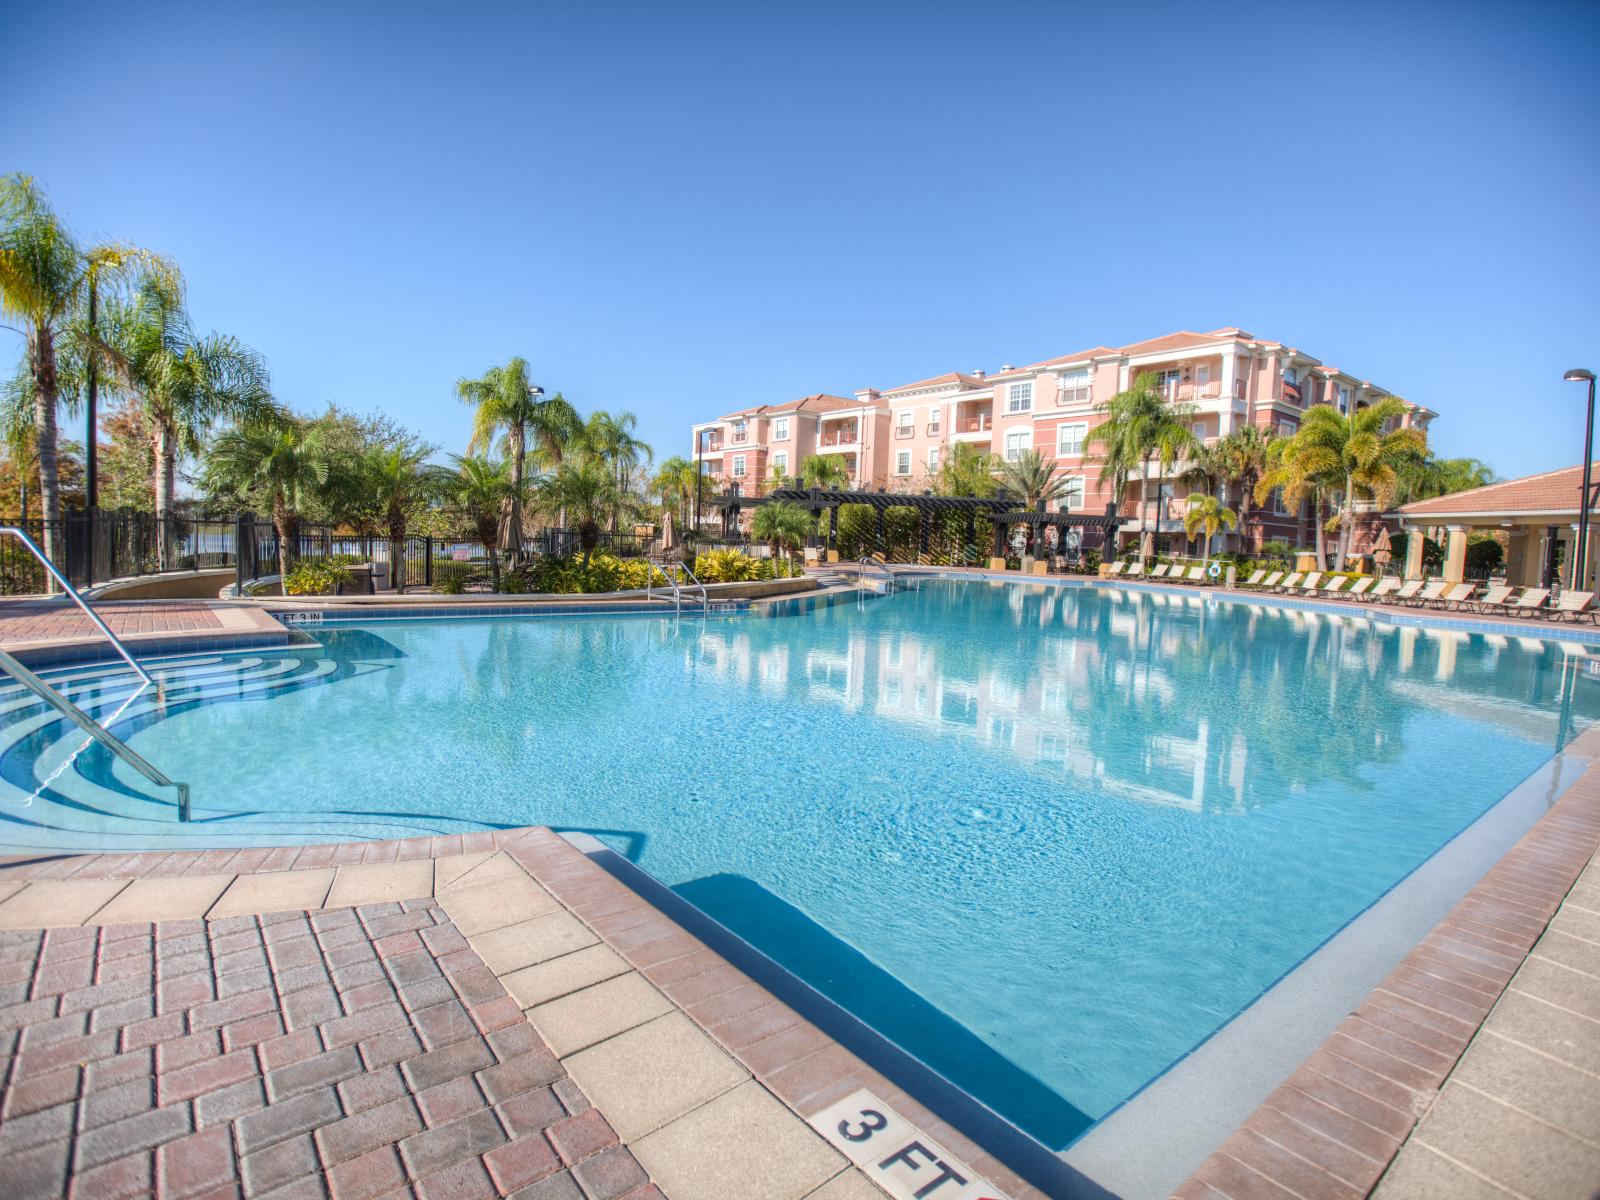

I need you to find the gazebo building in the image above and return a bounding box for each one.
[1396,463,1599,587]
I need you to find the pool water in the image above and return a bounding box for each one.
[6,579,1598,1147]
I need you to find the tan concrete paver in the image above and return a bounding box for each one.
[208,868,335,917]
[1451,1031,1600,1141]
[0,880,25,907]
[432,851,494,892]
[436,850,527,893]
[633,1079,845,1200]
[91,872,235,923]
[1473,988,1600,1076]
[502,943,631,1009]
[1372,1143,1520,1199]
[0,878,129,927]
[562,1011,748,1141]
[802,1169,886,1200]
[468,911,598,975]
[325,859,435,907]
[438,877,559,936]
[529,972,675,1057]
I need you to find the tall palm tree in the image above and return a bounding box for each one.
[105,271,273,565]
[203,414,328,586]
[751,500,813,569]
[457,358,578,559]
[999,449,1074,554]
[368,442,435,593]
[800,453,851,490]
[1289,399,1427,567]
[1088,372,1198,562]
[652,455,697,533]
[1182,494,1238,575]
[1255,435,1330,569]
[537,457,618,569]
[583,410,652,532]
[1395,454,1496,504]
[1216,424,1275,532]
[0,176,173,564]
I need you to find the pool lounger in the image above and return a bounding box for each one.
[1407,580,1451,608]
[1319,575,1348,597]
[1344,577,1376,601]
[1295,572,1324,594]
[1149,563,1170,579]
[1472,584,1516,616]
[1509,587,1551,618]
[1365,577,1401,603]
[1274,572,1304,593]
[1436,582,1479,611]
[1256,570,1285,591]
[1554,590,1597,623]
[1242,569,1266,588]
[1187,566,1207,584]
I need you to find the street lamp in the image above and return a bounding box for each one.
[1566,368,1596,591]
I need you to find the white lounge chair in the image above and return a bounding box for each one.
[1437,582,1478,610]
[1471,584,1516,615]
[1126,561,1145,577]
[1555,591,1597,623]
[1275,572,1304,593]
[1187,566,1207,583]
[1149,563,1170,578]
[1385,579,1425,605]
[1297,572,1324,593]
[1345,577,1375,600]
[1106,561,1127,577]
[1320,575,1348,595]
[1242,569,1266,587]
[1259,571,1285,590]
[1368,577,1401,602]
[1409,580,1451,607]
[1510,587,1550,617]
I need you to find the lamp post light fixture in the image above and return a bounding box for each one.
[1566,368,1597,591]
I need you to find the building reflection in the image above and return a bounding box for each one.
[684,584,1598,812]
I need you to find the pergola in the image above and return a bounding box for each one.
[706,485,1118,559]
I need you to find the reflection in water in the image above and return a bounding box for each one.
[691,584,1591,813]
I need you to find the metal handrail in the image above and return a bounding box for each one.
[0,647,190,821]
[858,554,895,594]
[678,564,708,609]
[0,527,153,688]
[645,559,682,612]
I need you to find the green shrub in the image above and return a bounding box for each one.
[500,574,528,594]
[694,549,758,583]
[283,560,353,596]
[834,504,876,559]
[1466,535,1503,573]
[434,572,467,595]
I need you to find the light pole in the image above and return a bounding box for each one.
[1565,368,1596,591]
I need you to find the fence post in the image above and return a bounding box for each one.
[424,537,433,587]
[235,512,250,595]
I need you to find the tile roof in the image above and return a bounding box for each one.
[1117,327,1252,357]
[1398,463,1599,517]
[1027,346,1119,370]
[717,394,857,420]
[880,372,988,395]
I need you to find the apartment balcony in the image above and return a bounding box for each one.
[700,437,724,453]
[819,423,860,448]
[951,413,992,442]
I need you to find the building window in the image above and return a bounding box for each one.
[1057,422,1087,458]
[1005,430,1030,462]
[702,460,720,475]
[1284,366,1298,386]
[1277,420,1295,439]
[1155,369,1181,398]
[1057,369,1091,406]
[1060,476,1085,511]
[1235,360,1251,400]
[1191,420,1207,439]
[895,450,912,476]
[772,452,787,476]
[732,455,746,478]
[896,410,914,437]
[1195,364,1210,391]
[773,417,789,441]
[927,408,940,433]
[732,421,748,444]
[1007,382,1033,413]
[1336,384,1351,413]
[927,447,940,472]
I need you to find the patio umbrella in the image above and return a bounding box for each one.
[660,510,677,555]
[1372,526,1393,568]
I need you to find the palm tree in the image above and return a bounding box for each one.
[800,453,851,490]
[1088,372,1198,562]
[751,500,813,570]
[0,176,175,566]
[430,454,523,591]
[652,455,697,532]
[583,410,652,532]
[368,442,435,593]
[1216,424,1275,533]
[537,457,618,569]
[203,414,328,586]
[931,443,999,498]
[1183,494,1238,575]
[1395,454,1496,504]
[1255,435,1331,569]
[104,270,273,566]
[1289,399,1427,568]
[999,449,1075,554]
[457,358,578,559]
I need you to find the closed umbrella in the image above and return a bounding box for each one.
[1372,526,1393,572]
[660,511,677,555]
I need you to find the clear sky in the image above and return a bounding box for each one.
[4,0,1597,480]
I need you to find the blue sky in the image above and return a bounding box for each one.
[4,0,1597,480]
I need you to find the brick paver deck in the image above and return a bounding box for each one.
[0,600,223,645]
[0,895,654,1200]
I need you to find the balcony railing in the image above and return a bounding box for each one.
[894,426,916,439]
[702,439,724,452]
[1056,386,1091,407]
[820,429,859,447]
[955,416,991,434]
[926,423,941,436]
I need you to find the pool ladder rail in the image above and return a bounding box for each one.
[0,526,191,822]
[858,555,896,595]
[644,558,709,613]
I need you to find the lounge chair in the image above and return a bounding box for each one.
[1344,577,1375,601]
[1471,584,1516,615]
[1297,572,1324,593]
[1106,561,1126,577]
[1436,582,1478,610]
[1187,566,1207,584]
[1554,591,1596,623]
[1384,579,1425,605]
[1259,571,1285,590]
[1275,572,1304,593]
[1150,563,1170,578]
[1242,569,1266,588]
[1367,577,1401,602]
[1126,561,1145,577]
[1320,575,1348,596]
[1409,580,1451,607]
[1509,588,1550,617]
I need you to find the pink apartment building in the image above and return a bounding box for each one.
[692,328,1435,554]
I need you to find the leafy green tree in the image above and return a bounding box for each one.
[457,358,578,556]
[800,453,851,490]
[932,443,998,498]
[1396,454,1496,504]
[999,449,1076,553]
[582,409,652,532]
[429,454,523,591]
[1255,435,1331,568]
[652,455,697,533]
[103,270,272,565]
[1182,494,1238,575]
[202,414,329,585]
[368,442,436,593]
[1216,424,1275,530]
[751,500,813,568]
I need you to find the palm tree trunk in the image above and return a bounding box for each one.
[508,427,525,568]
[30,328,62,578]
[155,423,178,570]
[1336,472,1355,569]
[273,490,293,592]
[1138,453,1153,562]
[1313,492,1327,572]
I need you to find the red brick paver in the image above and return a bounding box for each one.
[0,897,657,1200]
[0,599,222,646]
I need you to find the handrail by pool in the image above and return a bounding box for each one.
[645,559,682,612]
[858,554,895,594]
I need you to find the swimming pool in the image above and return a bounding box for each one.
[3,579,1596,1149]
